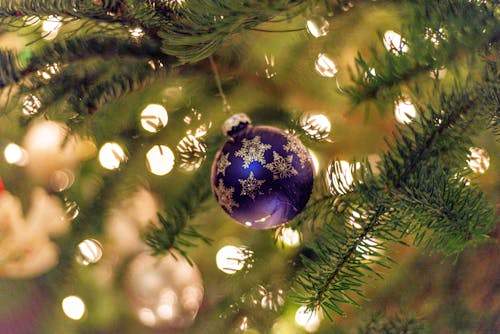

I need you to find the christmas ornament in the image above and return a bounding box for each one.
[0,177,4,193]
[124,251,203,329]
[211,114,314,229]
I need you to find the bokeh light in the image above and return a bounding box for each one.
[315,53,337,77]
[467,147,490,174]
[146,145,175,176]
[216,245,250,275]
[383,30,409,54]
[77,239,103,265]
[306,16,329,38]
[61,295,86,320]
[140,104,168,133]
[394,98,417,124]
[4,143,29,166]
[295,306,322,332]
[99,142,126,170]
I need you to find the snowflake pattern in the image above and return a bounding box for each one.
[235,136,271,168]
[216,152,232,176]
[215,179,238,213]
[239,172,265,200]
[264,151,298,180]
[283,136,309,168]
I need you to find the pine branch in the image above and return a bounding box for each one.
[294,71,498,317]
[345,0,499,106]
[0,49,22,87]
[143,135,224,258]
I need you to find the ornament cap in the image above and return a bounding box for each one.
[222,113,251,137]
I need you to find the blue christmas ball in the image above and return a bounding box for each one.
[211,114,314,229]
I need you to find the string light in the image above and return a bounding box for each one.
[41,15,62,40]
[467,147,490,174]
[140,104,168,133]
[77,239,103,265]
[4,143,29,166]
[315,53,337,77]
[22,95,42,116]
[276,227,301,247]
[216,245,251,275]
[295,306,322,332]
[383,30,409,54]
[394,98,417,124]
[129,27,144,38]
[146,145,175,176]
[300,113,331,140]
[61,295,86,320]
[327,160,358,195]
[99,142,127,170]
[306,16,329,37]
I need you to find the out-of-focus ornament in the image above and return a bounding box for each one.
[0,188,69,278]
[0,177,3,193]
[306,16,329,38]
[125,251,204,329]
[211,114,314,229]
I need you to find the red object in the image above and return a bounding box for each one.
[0,177,4,193]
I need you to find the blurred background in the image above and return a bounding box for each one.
[0,2,498,333]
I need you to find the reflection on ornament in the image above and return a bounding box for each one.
[211,115,314,229]
[99,142,126,170]
[327,160,357,195]
[49,169,75,192]
[315,53,337,77]
[4,143,29,166]
[300,113,331,140]
[62,295,86,320]
[76,239,103,265]
[65,200,80,221]
[308,150,320,175]
[383,30,409,54]
[394,98,417,124]
[276,227,301,247]
[125,251,203,329]
[22,94,42,116]
[467,147,490,174]
[295,306,323,332]
[306,16,329,37]
[140,104,168,133]
[216,245,251,275]
[146,145,175,176]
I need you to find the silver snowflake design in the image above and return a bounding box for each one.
[264,151,298,180]
[215,179,239,213]
[235,136,271,168]
[216,152,232,176]
[283,136,309,168]
[239,172,265,200]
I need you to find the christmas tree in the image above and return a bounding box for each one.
[0,0,498,333]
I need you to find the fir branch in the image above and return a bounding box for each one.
[158,0,311,63]
[143,136,223,257]
[345,0,499,106]
[294,74,498,317]
[0,49,22,87]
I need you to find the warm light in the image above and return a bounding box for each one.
[308,150,320,175]
[306,16,329,38]
[394,99,417,124]
[138,308,157,327]
[62,295,86,320]
[37,63,60,80]
[327,160,356,195]
[295,306,322,332]
[300,113,331,140]
[77,239,103,265]
[146,145,175,176]
[216,245,249,275]
[264,54,276,79]
[177,135,207,172]
[4,143,29,166]
[99,142,126,170]
[277,227,301,247]
[140,104,168,133]
[22,95,42,116]
[467,147,490,174]
[348,211,363,229]
[129,27,144,38]
[315,53,337,77]
[425,27,446,46]
[42,15,62,40]
[383,30,409,54]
